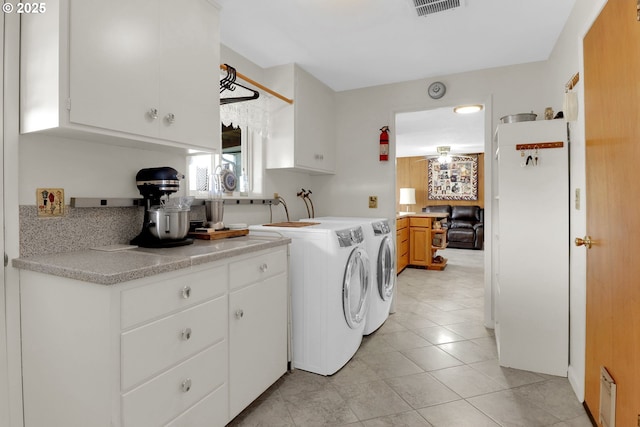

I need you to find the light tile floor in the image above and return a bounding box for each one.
[228,249,593,427]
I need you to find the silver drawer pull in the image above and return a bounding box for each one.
[181,286,191,299]
[180,328,192,341]
[235,309,244,319]
[259,263,268,272]
[165,113,175,124]
[181,378,192,393]
[148,108,158,120]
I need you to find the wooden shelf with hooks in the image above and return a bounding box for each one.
[516,141,564,151]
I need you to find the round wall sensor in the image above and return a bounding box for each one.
[428,81,446,99]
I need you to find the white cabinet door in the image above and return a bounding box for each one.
[497,120,569,376]
[265,64,336,174]
[229,273,288,419]
[157,0,219,149]
[294,66,335,173]
[69,0,160,138]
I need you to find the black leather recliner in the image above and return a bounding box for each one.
[422,205,484,250]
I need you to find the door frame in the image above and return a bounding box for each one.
[3,11,26,427]
[0,11,8,425]
[392,95,494,327]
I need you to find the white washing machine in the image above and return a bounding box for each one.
[309,217,395,335]
[249,222,370,375]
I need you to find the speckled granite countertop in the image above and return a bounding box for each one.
[12,234,290,285]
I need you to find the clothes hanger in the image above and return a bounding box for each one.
[220,64,260,105]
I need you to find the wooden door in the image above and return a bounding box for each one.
[583,0,640,424]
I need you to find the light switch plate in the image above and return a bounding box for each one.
[369,196,378,209]
[36,188,65,217]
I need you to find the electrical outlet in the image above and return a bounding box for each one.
[36,188,65,217]
[369,196,378,209]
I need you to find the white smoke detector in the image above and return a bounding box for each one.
[410,0,461,17]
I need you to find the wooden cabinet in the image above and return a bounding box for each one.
[264,64,336,174]
[407,216,448,270]
[19,247,288,427]
[396,218,409,273]
[20,0,220,153]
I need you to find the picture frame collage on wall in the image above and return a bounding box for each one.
[427,155,478,200]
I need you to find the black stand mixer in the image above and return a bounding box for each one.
[131,167,194,248]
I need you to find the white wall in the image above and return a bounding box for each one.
[18,135,186,203]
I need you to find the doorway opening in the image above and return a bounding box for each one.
[394,104,488,313]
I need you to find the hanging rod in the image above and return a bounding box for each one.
[565,72,580,92]
[220,64,294,105]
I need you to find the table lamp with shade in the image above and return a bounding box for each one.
[399,187,416,214]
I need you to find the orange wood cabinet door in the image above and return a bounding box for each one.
[396,221,409,274]
[583,0,640,423]
[409,227,429,267]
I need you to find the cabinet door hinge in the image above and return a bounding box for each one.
[4,253,8,267]
[66,98,71,110]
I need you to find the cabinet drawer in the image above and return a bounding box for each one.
[122,343,227,427]
[121,265,227,329]
[122,297,226,390]
[229,248,287,290]
[398,238,409,257]
[396,217,408,229]
[164,385,228,427]
[398,227,409,242]
[409,217,431,228]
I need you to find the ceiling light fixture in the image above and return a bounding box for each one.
[453,104,483,114]
[437,146,451,164]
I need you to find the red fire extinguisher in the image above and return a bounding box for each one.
[379,126,389,161]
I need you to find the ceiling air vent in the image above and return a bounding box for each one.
[411,0,461,17]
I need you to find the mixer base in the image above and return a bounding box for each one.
[130,234,194,248]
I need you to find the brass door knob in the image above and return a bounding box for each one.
[575,236,593,249]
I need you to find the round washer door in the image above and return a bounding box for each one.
[343,247,370,329]
[377,236,395,301]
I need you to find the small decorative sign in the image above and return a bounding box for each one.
[36,188,65,217]
[428,155,478,200]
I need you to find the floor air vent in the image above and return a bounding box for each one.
[599,366,616,427]
[411,0,461,17]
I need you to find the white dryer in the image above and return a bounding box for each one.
[249,222,370,375]
[310,217,395,335]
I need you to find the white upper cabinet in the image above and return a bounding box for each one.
[20,0,221,153]
[264,64,336,174]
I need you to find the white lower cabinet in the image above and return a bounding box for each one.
[19,246,288,427]
[229,268,288,418]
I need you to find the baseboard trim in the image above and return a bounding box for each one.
[567,365,585,401]
[583,401,597,427]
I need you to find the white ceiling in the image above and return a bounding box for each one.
[395,106,485,157]
[216,0,575,157]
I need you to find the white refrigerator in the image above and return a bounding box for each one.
[495,119,569,377]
